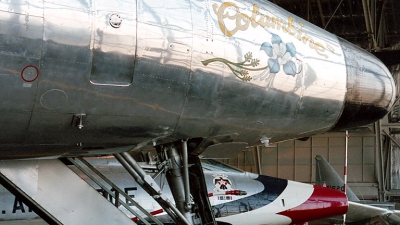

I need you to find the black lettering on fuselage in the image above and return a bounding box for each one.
[125,187,137,206]
[96,188,107,197]
[12,197,32,213]
[96,187,137,206]
[108,188,118,206]
[327,185,345,192]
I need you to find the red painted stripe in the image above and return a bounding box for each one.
[132,209,164,222]
[150,209,164,216]
[278,185,348,224]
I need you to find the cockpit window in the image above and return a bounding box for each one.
[201,159,243,173]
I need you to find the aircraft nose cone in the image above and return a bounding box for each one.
[279,185,348,223]
[330,38,396,131]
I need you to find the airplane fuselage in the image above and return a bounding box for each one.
[0,0,395,158]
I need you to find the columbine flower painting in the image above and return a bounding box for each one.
[201,33,303,92]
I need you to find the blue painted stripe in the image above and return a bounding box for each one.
[212,175,288,218]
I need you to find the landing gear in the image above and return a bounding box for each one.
[115,140,216,225]
[156,141,216,225]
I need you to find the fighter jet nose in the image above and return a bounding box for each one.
[330,38,396,131]
[279,185,348,223]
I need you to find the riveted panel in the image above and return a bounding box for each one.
[0,6,43,143]
[90,1,136,86]
[137,0,192,32]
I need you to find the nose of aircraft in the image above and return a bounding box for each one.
[278,185,348,223]
[330,38,396,131]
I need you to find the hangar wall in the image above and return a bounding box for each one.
[223,131,380,200]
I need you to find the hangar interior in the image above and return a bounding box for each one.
[222,128,386,201]
[220,0,400,204]
[1,1,400,224]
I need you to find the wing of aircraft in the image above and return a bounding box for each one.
[315,155,400,224]
[0,157,348,225]
[0,0,396,224]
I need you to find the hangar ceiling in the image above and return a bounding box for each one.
[271,0,400,66]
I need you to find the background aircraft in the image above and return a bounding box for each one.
[0,0,396,224]
[0,157,348,225]
[315,155,400,225]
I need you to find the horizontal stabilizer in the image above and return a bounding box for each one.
[346,201,396,223]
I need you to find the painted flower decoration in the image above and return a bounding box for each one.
[201,33,302,85]
[260,34,297,76]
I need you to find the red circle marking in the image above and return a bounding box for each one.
[21,65,39,82]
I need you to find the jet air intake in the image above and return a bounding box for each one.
[330,38,396,131]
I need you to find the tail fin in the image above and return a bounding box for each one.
[315,155,360,202]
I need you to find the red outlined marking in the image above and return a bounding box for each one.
[21,65,39,82]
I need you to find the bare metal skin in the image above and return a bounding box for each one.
[0,0,395,158]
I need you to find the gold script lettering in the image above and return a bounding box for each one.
[212,2,333,58]
[213,2,251,37]
[314,42,328,58]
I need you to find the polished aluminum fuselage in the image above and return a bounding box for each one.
[0,0,395,158]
